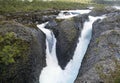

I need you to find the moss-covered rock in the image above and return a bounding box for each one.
[89,5,120,16]
[0,32,29,65]
[0,21,46,83]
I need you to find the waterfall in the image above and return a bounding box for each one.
[37,22,58,65]
[37,23,62,83]
[37,15,105,83]
[56,9,91,19]
[64,16,106,83]
[113,6,120,10]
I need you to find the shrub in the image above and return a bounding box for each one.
[0,32,29,65]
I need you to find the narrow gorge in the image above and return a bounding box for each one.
[37,14,106,83]
[0,4,120,83]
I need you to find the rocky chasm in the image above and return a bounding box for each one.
[0,6,120,83]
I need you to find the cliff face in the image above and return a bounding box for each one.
[76,11,120,83]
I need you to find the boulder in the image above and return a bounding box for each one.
[0,21,46,83]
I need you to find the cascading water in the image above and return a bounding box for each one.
[113,6,120,10]
[37,22,58,65]
[37,14,106,83]
[56,9,91,19]
[64,16,106,83]
[37,22,63,83]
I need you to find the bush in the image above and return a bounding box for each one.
[0,32,29,65]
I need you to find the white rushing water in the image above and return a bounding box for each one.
[37,22,58,65]
[37,22,62,83]
[56,9,91,19]
[112,6,120,10]
[64,15,106,83]
[37,15,106,83]
[88,6,94,10]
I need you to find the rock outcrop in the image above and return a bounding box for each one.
[45,14,88,69]
[4,10,59,25]
[89,6,120,16]
[0,21,46,83]
[76,11,120,83]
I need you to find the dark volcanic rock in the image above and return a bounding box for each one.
[0,21,46,83]
[55,19,80,69]
[76,12,120,83]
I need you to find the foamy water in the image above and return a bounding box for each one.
[56,9,91,19]
[37,11,106,83]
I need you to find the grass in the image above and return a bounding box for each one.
[0,0,108,15]
[0,0,93,14]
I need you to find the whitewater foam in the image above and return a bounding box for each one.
[37,15,106,83]
[56,9,91,19]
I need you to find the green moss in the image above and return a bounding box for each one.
[0,31,30,82]
[55,19,64,23]
[24,23,37,29]
[92,4,107,12]
[95,64,107,79]
[112,61,120,83]
[95,60,120,83]
[93,48,98,53]
[0,32,29,65]
[95,38,100,44]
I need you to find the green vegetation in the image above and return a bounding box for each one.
[0,0,108,14]
[93,4,106,10]
[56,0,92,3]
[0,0,93,14]
[0,32,29,65]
